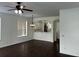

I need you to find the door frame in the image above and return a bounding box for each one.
[53,19,60,52]
[53,19,59,42]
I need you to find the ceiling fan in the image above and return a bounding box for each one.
[5,2,33,14]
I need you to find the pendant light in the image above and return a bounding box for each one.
[30,15,35,27]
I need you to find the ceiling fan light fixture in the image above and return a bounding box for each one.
[14,10,18,14]
[18,10,22,14]
[20,6,23,9]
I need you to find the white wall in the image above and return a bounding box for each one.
[0,13,33,48]
[33,16,59,42]
[60,8,79,56]
[0,18,1,40]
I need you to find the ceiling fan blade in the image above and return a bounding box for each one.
[4,6,15,8]
[23,9,33,12]
[8,9,16,11]
[21,10,24,13]
[23,6,26,8]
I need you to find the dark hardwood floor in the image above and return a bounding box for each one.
[0,40,75,57]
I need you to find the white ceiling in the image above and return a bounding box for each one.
[0,2,79,17]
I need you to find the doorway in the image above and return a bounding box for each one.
[53,19,60,52]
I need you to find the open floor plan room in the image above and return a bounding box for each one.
[0,2,79,57]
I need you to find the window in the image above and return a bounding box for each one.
[17,20,27,37]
